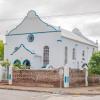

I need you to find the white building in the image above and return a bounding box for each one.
[4,10,98,69]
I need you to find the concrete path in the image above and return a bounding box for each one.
[0,89,100,100]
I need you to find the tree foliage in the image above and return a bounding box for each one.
[0,40,4,60]
[0,59,10,67]
[88,51,100,75]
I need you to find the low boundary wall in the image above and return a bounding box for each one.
[13,69,63,87]
[12,69,100,87]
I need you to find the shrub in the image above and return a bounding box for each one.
[13,59,21,69]
[88,51,100,75]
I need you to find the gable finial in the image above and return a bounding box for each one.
[27,10,37,17]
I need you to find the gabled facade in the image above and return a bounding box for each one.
[4,10,98,69]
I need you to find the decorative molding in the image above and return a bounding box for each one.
[10,44,35,55]
[6,30,61,36]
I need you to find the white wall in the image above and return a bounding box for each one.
[61,37,97,69]
[5,31,97,69]
[5,32,63,69]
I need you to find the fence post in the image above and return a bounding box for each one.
[85,68,88,86]
[64,66,69,88]
[81,64,88,87]
[8,66,13,85]
[0,65,2,81]
[59,67,64,88]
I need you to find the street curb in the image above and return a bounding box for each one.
[0,87,53,94]
[60,92,100,95]
[0,86,100,95]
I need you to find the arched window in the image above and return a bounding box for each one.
[82,50,85,57]
[92,48,95,54]
[13,59,21,65]
[64,47,68,64]
[82,50,85,60]
[43,46,49,67]
[23,59,31,69]
[72,48,76,60]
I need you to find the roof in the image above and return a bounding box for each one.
[61,29,97,47]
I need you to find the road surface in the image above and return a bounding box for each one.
[0,89,100,100]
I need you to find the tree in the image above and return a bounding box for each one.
[88,51,100,75]
[0,40,4,60]
[0,59,11,80]
[1,59,10,67]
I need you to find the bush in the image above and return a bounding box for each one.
[13,60,27,69]
[88,51,100,75]
[13,64,26,69]
[13,59,22,69]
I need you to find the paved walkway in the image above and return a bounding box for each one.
[0,85,100,95]
[0,89,100,100]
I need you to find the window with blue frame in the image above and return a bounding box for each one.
[13,59,21,66]
[23,59,31,69]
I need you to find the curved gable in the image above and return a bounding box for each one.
[8,10,60,35]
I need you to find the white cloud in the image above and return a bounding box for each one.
[0,0,100,47]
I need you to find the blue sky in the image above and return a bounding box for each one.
[0,0,100,47]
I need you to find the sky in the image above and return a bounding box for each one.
[0,0,100,47]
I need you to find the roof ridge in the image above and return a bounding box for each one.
[61,29,97,47]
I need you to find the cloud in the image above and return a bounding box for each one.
[0,0,100,47]
[84,21,100,37]
[1,0,100,17]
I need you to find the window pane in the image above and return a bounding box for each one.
[65,47,68,64]
[43,46,49,67]
[72,48,76,60]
